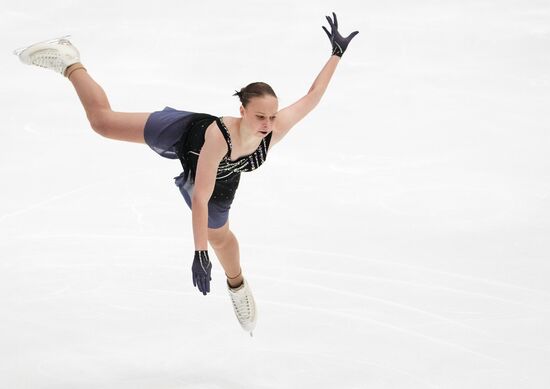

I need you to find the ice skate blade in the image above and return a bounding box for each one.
[13,35,72,56]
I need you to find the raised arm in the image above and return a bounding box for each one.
[272,12,359,145]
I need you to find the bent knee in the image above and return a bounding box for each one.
[88,110,112,138]
[208,227,232,249]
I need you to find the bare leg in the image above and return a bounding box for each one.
[208,223,244,288]
[66,63,149,143]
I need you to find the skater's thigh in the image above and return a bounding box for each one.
[97,111,150,144]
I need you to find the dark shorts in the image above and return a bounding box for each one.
[144,106,230,229]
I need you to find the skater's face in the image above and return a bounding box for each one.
[240,95,278,137]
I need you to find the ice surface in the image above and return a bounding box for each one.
[1,0,550,388]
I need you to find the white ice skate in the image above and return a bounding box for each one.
[13,35,80,76]
[227,278,257,337]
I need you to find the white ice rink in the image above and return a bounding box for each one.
[2,0,550,388]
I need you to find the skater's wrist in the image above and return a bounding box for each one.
[194,249,209,257]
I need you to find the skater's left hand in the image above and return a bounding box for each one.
[192,250,212,295]
[322,12,359,57]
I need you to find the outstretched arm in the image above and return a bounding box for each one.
[272,55,340,144]
[272,12,359,145]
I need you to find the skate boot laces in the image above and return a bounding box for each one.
[228,279,257,335]
[30,40,75,74]
[14,36,80,75]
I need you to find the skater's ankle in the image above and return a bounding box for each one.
[226,268,243,289]
[227,276,244,289]
[65,63,86,79]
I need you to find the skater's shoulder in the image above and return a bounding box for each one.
[203,121,230,160]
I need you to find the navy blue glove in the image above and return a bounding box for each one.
[322,12,359,57]
[192,250,212,295]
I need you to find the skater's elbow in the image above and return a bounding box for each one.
[191,191,210,207]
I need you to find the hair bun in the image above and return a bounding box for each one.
[233,82,277,107]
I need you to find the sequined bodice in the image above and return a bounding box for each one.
[175,113,272,203]
[215,117,272,180]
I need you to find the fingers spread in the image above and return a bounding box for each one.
[322,26,331,39]
[348,30,360,40]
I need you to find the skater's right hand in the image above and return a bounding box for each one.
[192,250,212,295]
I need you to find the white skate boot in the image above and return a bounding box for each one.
[227,278,257,337]
[13,35,80,77]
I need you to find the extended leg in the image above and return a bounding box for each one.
[66,63,149,144]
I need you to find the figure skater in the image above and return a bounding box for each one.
[13,12,358,336]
